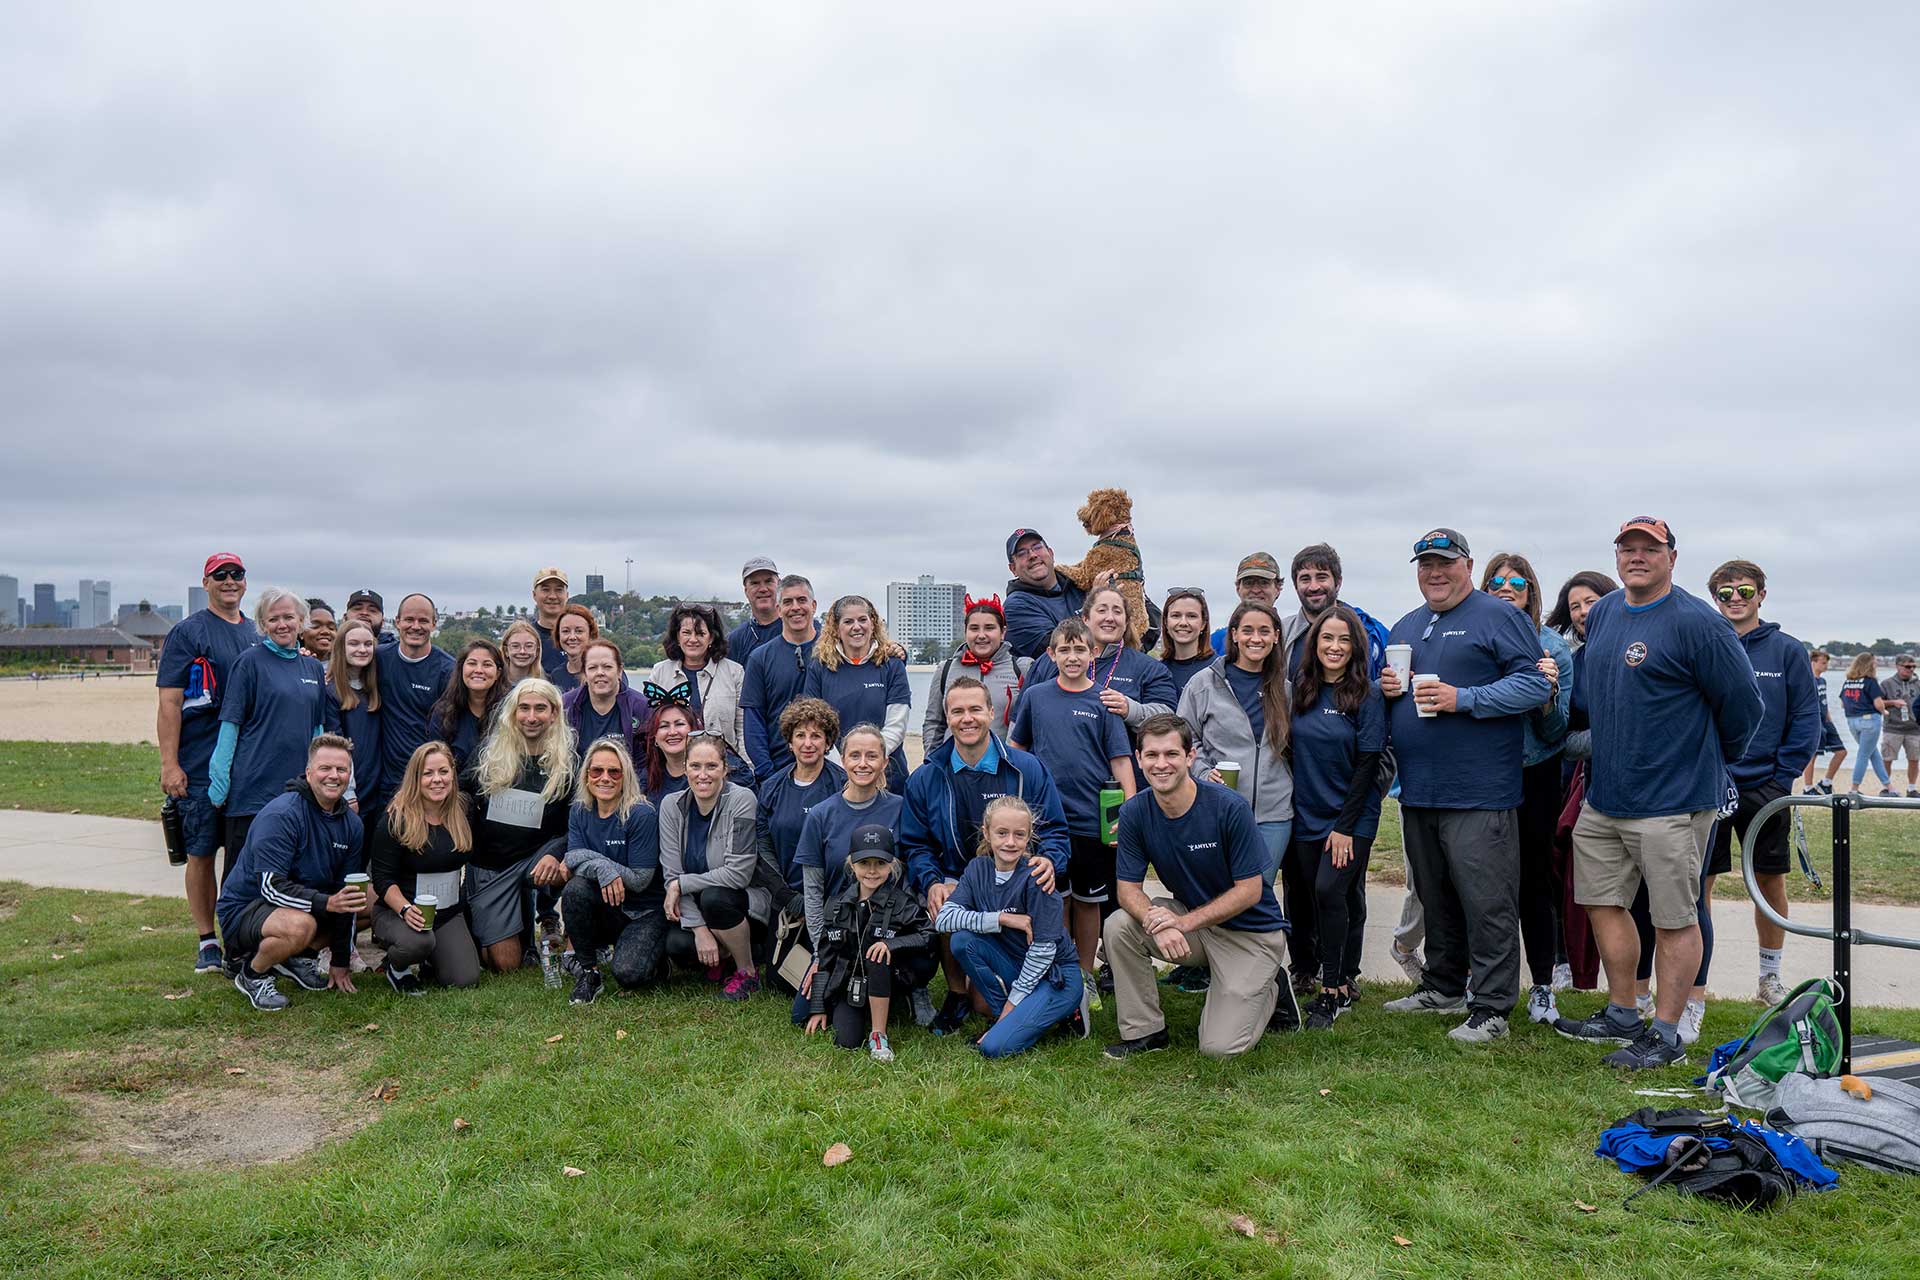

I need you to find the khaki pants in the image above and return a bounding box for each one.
[1105,898,1289,1058]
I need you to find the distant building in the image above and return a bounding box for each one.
[77,579,111,627]
[585,574,605,594]
[0,627,154,671]
[886,575,966,656]
[119,602,176,663]
[187,586,208,615]
[160,605,184,622]
[0,575,17,627]
[32,583,55,626]
[58,598,79,627]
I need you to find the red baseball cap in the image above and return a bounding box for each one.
[203,552,246,577]
[1614,516,1675,548]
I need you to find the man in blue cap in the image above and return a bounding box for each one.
[1002,528,1087,660]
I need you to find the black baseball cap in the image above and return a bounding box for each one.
[346,588,384,610]
[1005,528,1048,561]
[848,824,896,863]
[1409,528,1470,562]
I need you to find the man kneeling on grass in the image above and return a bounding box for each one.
[1103,715,1293,1060]
[217,735,369,1010]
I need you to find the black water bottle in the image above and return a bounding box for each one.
[160,796,188,866]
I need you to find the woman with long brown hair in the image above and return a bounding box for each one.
[430,638,508,772]
[324,617,385,816]
[369,740,480,992]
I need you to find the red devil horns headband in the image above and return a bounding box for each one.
[963,593,1004,620]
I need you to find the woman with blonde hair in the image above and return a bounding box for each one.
[323,617,384,817]
[558,737,664,1003]
[369,741,480,992]
[464,677,576,971]
[501,618,547,687]
[802,594,913,792]
[1839,651,1896,794]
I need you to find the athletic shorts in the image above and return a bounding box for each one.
[179,786,223,860]
[467,852,545,948]
[217,898,279,961]
[1572,803,1714,931]
[1882,728,1920,765]
[1817,720,1844,755]
[1067,832,1115,904]
[1706,783,1790,878]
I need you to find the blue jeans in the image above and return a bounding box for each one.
[1848,715,1890,786]
[1256,819,1293,885]
[950,930,1083,1058]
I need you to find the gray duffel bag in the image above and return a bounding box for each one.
[1766,1072,1920,1174]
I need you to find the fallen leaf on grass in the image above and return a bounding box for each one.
[545,1033,564,1044]
[162,991,192,1001]
[50,953,65,961]
[615,1029,628,1041]
[452,1117,471,1132]
[822,1142,853,1167]
[1574,1201,1598,1214]
[563,1166,585,1177]
[70,914,85,924]
[1229,1215,1258,1238]
[224,1067,248,1076]
[139,926,155,932]
[364,1080,400,1102]
[364,1022,380,1031]
[1392,1236,1413,1248]
[1318,1089,1332,1097]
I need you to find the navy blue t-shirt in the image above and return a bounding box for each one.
[742,634,815,775]
[647,771,689,808]
[756,761,847,893]
[1011,679,1134,834]
[1026,646,1177,722]
[540,629,568,679]
[949,856,1079,972]
[729,616,783,666]
[1164,653,1215,701]
[375,643,456,789]
[323,685,383,806]
[796,790,905,903]
[1840,676,1883,718]
[1115,781,1285,932]
[443,706,487,774]
[219,645,326,816]
[1289,682,1388,842]
[576,702,622,757]
[1384,590,1548,811]
[683,802,714,875]
[803,654,912,779]
[1223,663,1266,743]
[156,608,258,785]
[568,801,663,909]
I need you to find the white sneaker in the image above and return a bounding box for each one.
[1635,992,1655,1019]
[1757,973,1789,1006]
[1390,944,1425,986]
[867,1031,894,1063]
[1677,999,1707,1047]
[1526,985,1558,1025]
[1550,962,1573,993]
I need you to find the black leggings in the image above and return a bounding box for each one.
[825,951,938,1048]
[1279,836,1321,983]
[665,886,766,968]
[1517,756,1564,988]
[1305,834,1373,989]
[560,878,667,989]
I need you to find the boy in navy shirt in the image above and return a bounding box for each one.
[1102,714,1290,1059]
[1378,528,1552,1045]
[1010,618,1135,989]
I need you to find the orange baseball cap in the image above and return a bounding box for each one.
[1615,516,1675,548]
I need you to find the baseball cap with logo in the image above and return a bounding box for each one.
[346,588,384,611]
[533,567,568,589]
[848,824,897,863]
[1615,516,1676,548]
[741,556,778,580]
[1235,552,1281,581]
[1005,529,1049,562]
[1409,529,1471,562]
[203,552,245,578]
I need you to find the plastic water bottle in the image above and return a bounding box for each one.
[1100,778,1124,847]
[539,920,563,989]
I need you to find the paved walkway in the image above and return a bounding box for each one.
[4,809,1918,1007]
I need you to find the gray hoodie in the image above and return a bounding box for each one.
[1175,658,1294,824]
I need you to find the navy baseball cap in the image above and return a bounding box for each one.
[1005,529,1048,561]
[849,824,896,863]
[1409,528,1470,562]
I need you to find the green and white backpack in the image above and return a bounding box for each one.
[1703,977,1845,1110]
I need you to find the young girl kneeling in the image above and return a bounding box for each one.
[935,796,1090,1057]
[804,824,933,1061]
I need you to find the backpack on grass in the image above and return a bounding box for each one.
[1702,977,1844,1110]
[1596,1108,1798,1211]
[1766,1072,1920,1175]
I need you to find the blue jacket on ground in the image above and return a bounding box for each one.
[900,734,1071,895]
[216,781,364,955]
[1575,586,1763,818]
[1726,621,1822,792]
[1004,576,1086,660]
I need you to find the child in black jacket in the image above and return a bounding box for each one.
[805,824,933,1061]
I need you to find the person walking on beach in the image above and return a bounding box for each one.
[1878,654,1920,796]
[1800,649,1849,795]
[1557,517,1761,1070]
[1839,653,1898,795]
[157,552,258,974]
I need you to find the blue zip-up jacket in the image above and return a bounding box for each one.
[1726,620,1822,792]
[215,780,364,956]
[1004,577,1086,660]
[899,733,1071,895]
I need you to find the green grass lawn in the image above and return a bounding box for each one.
[0,741,162,821]
[4,882,1918,1279]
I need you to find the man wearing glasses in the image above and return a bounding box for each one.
[1703,560,1820,1011]
[1558,517,1762,1069]
[157,552,259,976]
[1880,654,1920,797]
[1003,529,1087,660]
[1377,528,1551,1044]
[741,575,821,781]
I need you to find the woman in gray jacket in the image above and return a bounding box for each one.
[659,735,768,1000]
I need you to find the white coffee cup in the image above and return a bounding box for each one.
[1384,644,1413,694]
[1412,673,1441,717]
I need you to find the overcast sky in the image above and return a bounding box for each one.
[4,3,1915,644]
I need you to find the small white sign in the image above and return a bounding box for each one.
[487,788,544,829]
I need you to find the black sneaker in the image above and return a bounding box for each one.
[930,992,973,1036]
[560,950,585,978]
[569,967,604,1006]
[195,940,225,974]
[1553,1006,1643,1045]
[1303,991,1343,1030]
[1102,1028,1170,1059]
[1174,966,1212,993]
[273,956,329,992]
[1603,1028,1688,1070]
[386,964,425,997]
[1097,963,1115,995]
[1266,980,1301,1033]
[233,968,289,1011]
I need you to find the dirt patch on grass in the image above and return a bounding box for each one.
[51,1037,379,1168]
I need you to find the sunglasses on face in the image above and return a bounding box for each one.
[587,766,624,779]
[1165,587,1206,601]
[1412,535,1455,554]
[208,567,246,582]
[1488,575,1529,592]
[1715,585,1759,602]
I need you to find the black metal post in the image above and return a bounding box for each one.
[1833,795,1853,1072]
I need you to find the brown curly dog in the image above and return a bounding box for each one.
[1053,487,1149,650]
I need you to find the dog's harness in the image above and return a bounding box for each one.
[1091,535,1146,583]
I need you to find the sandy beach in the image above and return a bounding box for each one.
[0,676,158,744]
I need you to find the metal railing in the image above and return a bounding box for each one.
[1742,791,1920,1071]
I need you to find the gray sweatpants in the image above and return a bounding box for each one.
[1401,806,1520,1014]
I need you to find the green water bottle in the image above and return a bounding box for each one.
[1099,777,1124,847]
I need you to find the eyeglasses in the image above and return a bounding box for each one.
[1714,585,1759,602]
[1412,535,1455,554]
[208,567,246,582]
[586,766,624,779]
[1488,575,1529,591]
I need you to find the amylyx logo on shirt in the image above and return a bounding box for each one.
[1625,642,1648,668]
[1070,708,1100,720]
[1753,670,1783,680]
[1441,629,1467,639]
[301,677,320,686]
[412,682,436,693]
[862,681,885,690]
[1187,841,1218,852]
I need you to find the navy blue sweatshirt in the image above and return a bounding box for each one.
[216,781,364,955]
[1575,586,1763,818]
[1725,621,1821,792]
[1004,577,1087,660]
